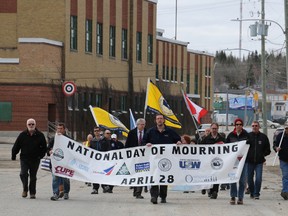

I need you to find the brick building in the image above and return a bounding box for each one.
[0,0,214,139]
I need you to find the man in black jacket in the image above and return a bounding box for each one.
[246,121,271,200]
[274,123,288,200]
[125,118,146,199]
[143,114,181,204]
[11,118,47,199]
[201,122,226,200]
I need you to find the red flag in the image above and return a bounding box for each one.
[182,91,208,124]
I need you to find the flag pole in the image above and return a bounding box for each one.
[89,105,99,127]
[272,130,285,166]
[143,78,150,119]
[181,89,202,142]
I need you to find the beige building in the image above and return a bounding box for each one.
[0,0,214,138]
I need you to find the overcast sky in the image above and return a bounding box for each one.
[156,0,285,57]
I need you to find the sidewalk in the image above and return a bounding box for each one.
[0,143,287,216]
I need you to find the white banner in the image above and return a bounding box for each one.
[51,135,249,187]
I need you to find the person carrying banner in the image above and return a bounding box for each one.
[100,129,113,193]
[246,121,271,200]
[143,114,181,204]
[89,126,103,194]
[125,118,147,199]
[226,118,249,205]
[201,122,226,199]
[48,123,71,201]
[273,122,288,200]
[11,118,47,199]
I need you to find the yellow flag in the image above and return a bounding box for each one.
[89,106,129,133]
[144,78,182,128]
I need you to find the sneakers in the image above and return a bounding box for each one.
[91,189,98,194]
[50,194,59,201]
[30,194,36,199]
[230,197,236,205]
[64,193,69,200]
[22,191,28,198]
[201,189,206,195]
[254,197,260,200]
[281,192,288,200]
[160,198,167,203]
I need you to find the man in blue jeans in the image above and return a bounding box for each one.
[274,123,288,200]
[246,121,271,200]
[47,123,70,201]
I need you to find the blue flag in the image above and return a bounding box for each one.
[129,109,136,130]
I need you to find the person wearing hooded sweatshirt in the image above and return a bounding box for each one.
[226,118,249,205]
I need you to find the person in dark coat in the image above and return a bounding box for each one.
[11,118,47,199]
[143,114,181,204]
[201,122,226,199]
[274,122,288,200]
[246,120,271,199]
[125,118,147,199]
[226,118,249,205]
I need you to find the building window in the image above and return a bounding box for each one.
[194,74,198,94]
[96,94,102,107]
[120,95,127,110]
[147,34,153,63]
[109,25,116,57]
[85,19,92,52]
[174,67,177,82]
[96,23,103,55]
[156,64,159,79]
[186,74,190,93]
[70,16,77,50]
[136,32,142,62]
[0,102,12,122]
[170,67,174,81]
[180,68,184,82]
[162,66,165,80]
[166,66,169,81]
[121,28,128,59]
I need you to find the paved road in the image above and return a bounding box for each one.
[0,142,287,216]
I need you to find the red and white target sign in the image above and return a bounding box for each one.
[62,81,77,97]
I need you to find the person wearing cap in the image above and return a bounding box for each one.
[111,134,124,150]
[246,121,271,200]
[273,123,288,200]
[226,118,249,205]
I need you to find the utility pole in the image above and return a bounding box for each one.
[285,0,288,93]
[175,0,178,40]
[239,0,243,59]
[261,0,268,135]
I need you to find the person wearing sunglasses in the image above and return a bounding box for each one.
[11,118,47,199]
[246,120,271,200]
[201,122,226,199]
[226,118,249,205]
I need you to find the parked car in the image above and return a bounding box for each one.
[273,127,284,143]
[195,123,211,140]
[258,119,281,129]
[272,117,287,125]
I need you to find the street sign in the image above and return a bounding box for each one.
[62,81,77,97]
